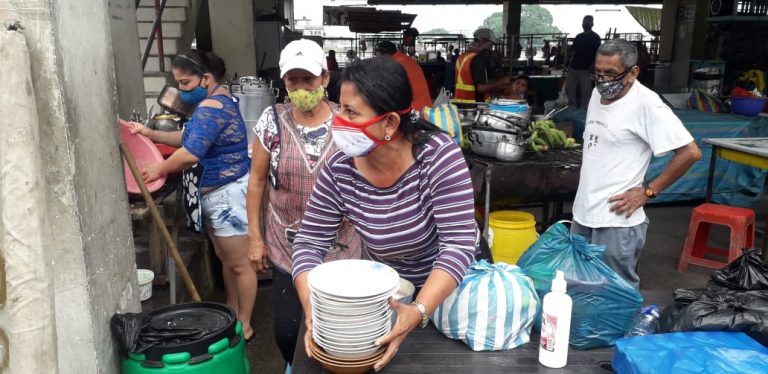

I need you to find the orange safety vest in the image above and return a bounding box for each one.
[454,51,478,103]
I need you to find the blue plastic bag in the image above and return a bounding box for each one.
[517,222,643,349]
[431,260,539,351]
[613,331,768,374]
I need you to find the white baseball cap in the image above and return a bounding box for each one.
[279,39,327,78]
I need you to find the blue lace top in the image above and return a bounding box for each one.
[182,95,249,188]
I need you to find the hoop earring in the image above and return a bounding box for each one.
[384,134,392,141]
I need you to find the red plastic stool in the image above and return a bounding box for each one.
[678,203,755,272]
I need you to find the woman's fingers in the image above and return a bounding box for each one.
[304,329,313,359]
[373,334,405,372]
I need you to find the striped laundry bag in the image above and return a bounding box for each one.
[423,103,466,147]
[431,260,540,351]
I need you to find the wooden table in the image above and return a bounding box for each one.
[293,290,671,373]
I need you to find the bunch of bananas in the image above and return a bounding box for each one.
[529,119,580,153]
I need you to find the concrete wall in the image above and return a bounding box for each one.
[109,0,146,118]
[209,0,257,80]
[1,0,140,372]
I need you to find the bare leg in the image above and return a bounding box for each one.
[208,232,239,314]
[211,233,257,339]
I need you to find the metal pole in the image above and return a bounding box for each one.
[483,167,492,240]
[154,0,166,72]
[140,0,168,71]
[705,145,718,202]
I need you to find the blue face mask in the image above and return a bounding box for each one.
[179,85,208,105]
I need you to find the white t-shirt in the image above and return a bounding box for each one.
[572,82,694,228]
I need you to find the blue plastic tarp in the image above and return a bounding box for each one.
[613,331,768,374]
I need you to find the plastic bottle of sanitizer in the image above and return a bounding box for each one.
[538,270,573,368]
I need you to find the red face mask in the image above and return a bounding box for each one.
[331,108,411,157]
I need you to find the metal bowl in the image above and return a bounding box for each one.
[491,98,527,106]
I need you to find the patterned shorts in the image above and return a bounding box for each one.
[201,173,249,237]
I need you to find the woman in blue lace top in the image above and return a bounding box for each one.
[131,50,256,341]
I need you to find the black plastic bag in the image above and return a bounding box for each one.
[710,249,768,291]
[110,313,146,353]
[659,288,768,347]
[110,303,236,355]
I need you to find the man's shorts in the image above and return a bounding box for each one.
[201,173,249,237]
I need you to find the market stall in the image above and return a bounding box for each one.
[467,149,582,233]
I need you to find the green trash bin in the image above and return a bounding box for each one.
[121,302,249,374]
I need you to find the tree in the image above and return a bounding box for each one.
[425,28,450,35]
[482,13,503,38]
[520,6,561,36]
[481,6,561,37]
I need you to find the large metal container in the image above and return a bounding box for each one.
[467,126,527,159]
[232,76,278,145]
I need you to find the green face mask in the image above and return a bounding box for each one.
[287,86,325,112]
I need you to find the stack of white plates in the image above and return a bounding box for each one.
[308,260,400,359]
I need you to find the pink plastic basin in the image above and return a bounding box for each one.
[119,120,166,194]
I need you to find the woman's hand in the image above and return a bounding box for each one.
[141,163,165,183]
[248,239,269,273]
[129,121,154,138]
[372,297,422,372]
[303,311,314,359]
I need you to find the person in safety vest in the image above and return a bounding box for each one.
[454,28,510,104]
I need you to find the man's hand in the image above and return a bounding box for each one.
[608,187,648,218]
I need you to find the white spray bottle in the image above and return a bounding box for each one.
[538,270,572,368]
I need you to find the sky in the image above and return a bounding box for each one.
[293,0,661,39]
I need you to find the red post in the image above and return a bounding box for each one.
[154,0,165,72]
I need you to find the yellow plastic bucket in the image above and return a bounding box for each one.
[488,210,538,265]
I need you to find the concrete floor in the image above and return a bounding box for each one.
[133,196,767,374]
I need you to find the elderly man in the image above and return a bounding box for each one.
[453,28,510,104]
[566,16,601,109]
[571,39,702,289]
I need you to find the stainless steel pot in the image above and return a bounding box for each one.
[467,126,526,158]
[495,141,525,162]
[157,85,195,119]
[233,76,278,145]
[149,114,180,131]
[476,110,530,131]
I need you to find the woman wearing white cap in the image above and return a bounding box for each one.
[245,39,363,364]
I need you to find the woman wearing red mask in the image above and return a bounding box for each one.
[291,58,490,372]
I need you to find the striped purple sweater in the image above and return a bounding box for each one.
[291,132,479,287]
